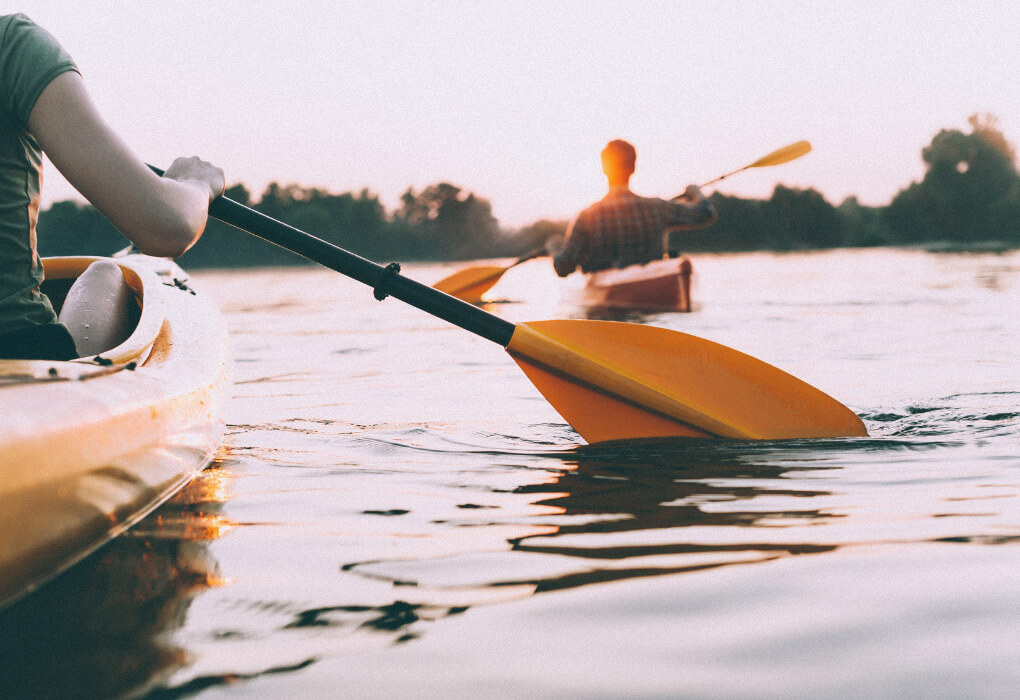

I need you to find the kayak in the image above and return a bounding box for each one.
[0,254,230,610]
[574,257,694,312]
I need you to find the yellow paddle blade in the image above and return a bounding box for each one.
[749,140,812,168]
[433,265,508,303]
[506,320,867,443]
[513,357,715,441]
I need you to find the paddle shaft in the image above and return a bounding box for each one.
[700,168,746,188]
[514,246,548,266]
[207,196,516,346]
[151,162,514,346]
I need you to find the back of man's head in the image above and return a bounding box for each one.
[601,140,637,181]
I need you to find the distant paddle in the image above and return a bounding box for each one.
[152,164,867,443]
[701,140,812,188]
[432,246,547,304]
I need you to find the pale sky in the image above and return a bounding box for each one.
[16,0,1020,227]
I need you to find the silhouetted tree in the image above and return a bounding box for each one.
[394,183,500,260]
[765,185,845,249]
[37,200,126,256]
[686,189,843,252]
[33,115,1020,266]
[884,113,1020,244]
[837,197,891,247]
[512,219,567,256]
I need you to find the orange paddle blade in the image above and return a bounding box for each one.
[506,320,867,443]
[432,265,508,303]
[748,140,812,168]
[702,141,812,187]
[513,357,714,442]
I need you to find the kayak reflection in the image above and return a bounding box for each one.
[0,462,234,700]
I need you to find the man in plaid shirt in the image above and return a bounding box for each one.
[552,140,717,276]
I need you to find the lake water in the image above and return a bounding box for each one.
[2,248,1018,699]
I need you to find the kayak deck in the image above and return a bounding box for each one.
[0,255,230,610]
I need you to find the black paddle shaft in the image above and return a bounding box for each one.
[205,195,516,347]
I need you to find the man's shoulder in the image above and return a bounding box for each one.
[575,197,608,220]
[584,188,640,209]
[594,190,671,212]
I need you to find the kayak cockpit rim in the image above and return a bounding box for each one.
[41,256,166,366]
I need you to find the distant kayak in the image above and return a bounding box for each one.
[0,255,230,610]
[570,257,694,312]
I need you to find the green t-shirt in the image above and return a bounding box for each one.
[0,13,78,332]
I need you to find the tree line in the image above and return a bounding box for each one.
[36,114,1019,268]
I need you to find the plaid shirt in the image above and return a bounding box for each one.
[554,187,716,276]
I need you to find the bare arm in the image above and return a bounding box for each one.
[27,71,224,258]
[550,225,582,277]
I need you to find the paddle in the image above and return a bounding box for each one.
[154,166,866,442]
[700,140,812,188]
[432,246,547,304]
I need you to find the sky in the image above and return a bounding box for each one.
[15,0,1020,227]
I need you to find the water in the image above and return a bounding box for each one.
[2,248,1018,698]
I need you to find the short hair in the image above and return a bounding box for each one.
[601,139,637,175]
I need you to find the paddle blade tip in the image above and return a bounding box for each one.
[751,140,812,168]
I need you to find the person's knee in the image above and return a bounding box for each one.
[58,260,134,357]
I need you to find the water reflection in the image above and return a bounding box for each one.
[505,440,840,593]
[0,463,233,700]
[578,306,658,322]
[339,439,859,639]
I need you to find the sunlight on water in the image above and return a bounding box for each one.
[2,249,1017,698]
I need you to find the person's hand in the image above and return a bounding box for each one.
[682,184,703,202]
[544,234,565,256]
[164,156,225,201]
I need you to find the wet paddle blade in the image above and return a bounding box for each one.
[749,140,812,168]
[506,320,867,442]
[513,356,715,441]
[432,265,508,303]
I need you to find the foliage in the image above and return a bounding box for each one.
[35,114,1020,266]
[513,219,568,255]
[36,200,128,257]
[686,187,846,252]
[392,183,502,260]
[883,113,1020,245]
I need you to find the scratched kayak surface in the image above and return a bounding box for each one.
[1,248,1017,699]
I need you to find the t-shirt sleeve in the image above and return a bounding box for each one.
[0,13,79,127]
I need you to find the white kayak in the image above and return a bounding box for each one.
[0,254,230,610]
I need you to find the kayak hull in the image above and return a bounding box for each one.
[575,257,693,312]
[0,255,230,610]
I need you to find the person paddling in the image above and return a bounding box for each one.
[0,13,224,361]
[550,139,717,277]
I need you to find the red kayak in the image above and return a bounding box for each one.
[575,257,694,312]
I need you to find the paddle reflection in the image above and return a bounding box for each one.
[0,461,234,700]
[339,438,848,640]
[501,440,841,593]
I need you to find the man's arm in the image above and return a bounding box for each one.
[28,72,224,258]
[550,219,586,277]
